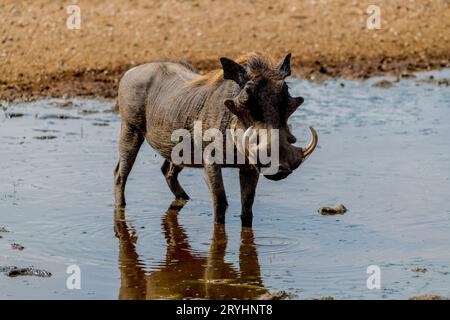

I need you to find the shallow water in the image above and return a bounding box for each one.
[1,70,449,299]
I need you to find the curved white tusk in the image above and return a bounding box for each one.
[233,125,253,156]
[241,126,258,162]
[301,127,318,161]
[242,126,255,143]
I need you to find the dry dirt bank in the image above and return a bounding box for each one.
[1,0,449,101]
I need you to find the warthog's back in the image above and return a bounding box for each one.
[118,61,236,160]
[118,62,198,128]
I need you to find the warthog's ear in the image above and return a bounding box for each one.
[220,57,247,87]
[276,53,292,78]
[224,99,243,116]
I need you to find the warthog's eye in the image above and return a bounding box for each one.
[238,80,255,104]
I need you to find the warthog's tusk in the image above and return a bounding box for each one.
[242,125,255,143]
[240,125,254,152]
[301,127,318,161]
[233,125,254,156]
[242,126,258,161]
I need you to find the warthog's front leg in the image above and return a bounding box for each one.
[204,164,228,224]
[239,166,260,228]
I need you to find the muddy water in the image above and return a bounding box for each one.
[1,70,450,299]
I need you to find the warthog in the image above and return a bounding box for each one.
[114,53,318,227]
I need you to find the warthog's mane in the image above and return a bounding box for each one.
[188,52,276,87]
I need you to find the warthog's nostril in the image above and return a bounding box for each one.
[288,136,297,144]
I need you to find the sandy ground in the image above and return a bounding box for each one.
[1,0,449,101]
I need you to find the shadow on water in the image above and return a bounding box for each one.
[114,200,267,300]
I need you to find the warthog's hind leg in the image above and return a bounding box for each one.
[161,159,190,200]
[114,123,144,208]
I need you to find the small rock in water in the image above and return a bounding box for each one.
[33,129,59,133]
[36,114,80,120]
[418,76,450,86]
[92,122,109,127]
[319,204,347,216]
[5,112,25,118]
[257,291,295,300]
[411,267,428,273]
[34,135,57,140]
[80,109,98,115]
[314,296,335,300]
[372,79,394,88]
[409,294,448,300]
[436,78,450,86]
[400,72,416,79]
[50,101,77,108]
[11,243,25,250]
[1,266,52,278]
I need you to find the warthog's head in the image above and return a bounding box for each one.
[221,53,318,181]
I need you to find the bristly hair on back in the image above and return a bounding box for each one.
[188,52,275,87]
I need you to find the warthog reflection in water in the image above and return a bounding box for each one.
[114,200,267,300]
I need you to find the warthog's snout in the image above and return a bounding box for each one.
[264,127,318,181]
[265,166,292,181]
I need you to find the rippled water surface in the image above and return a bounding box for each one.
[1,70,449,299]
